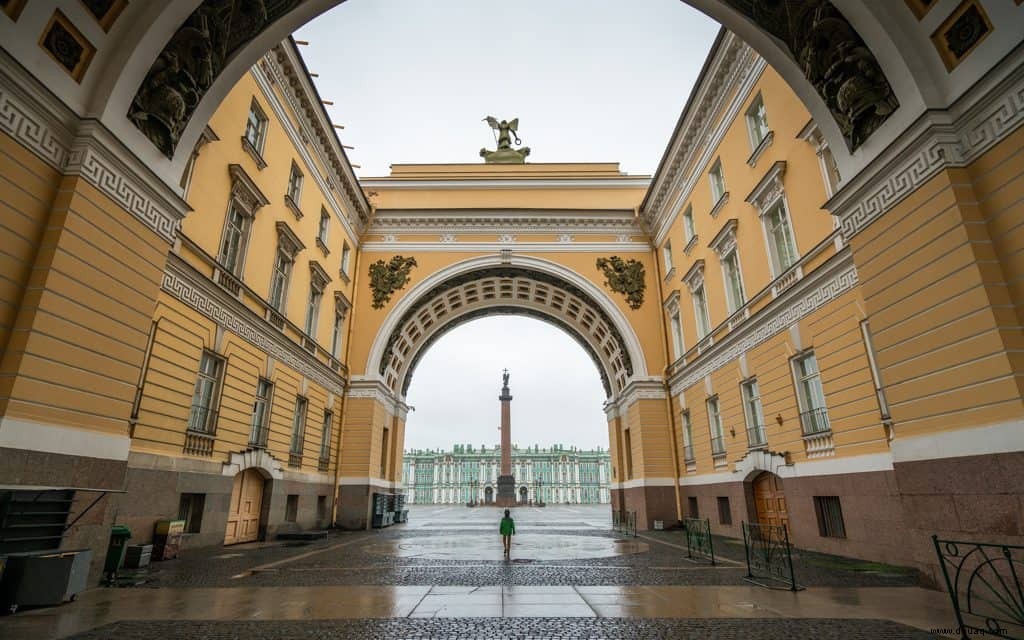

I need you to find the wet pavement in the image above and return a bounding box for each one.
[0,505,956,639]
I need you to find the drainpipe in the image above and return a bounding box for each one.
[647,219,684,526]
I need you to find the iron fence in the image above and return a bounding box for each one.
[933,536,1023,639]
[612,510,637,537]
[683,517,716,565]
[799,407,830,435]
[742,521,801,591]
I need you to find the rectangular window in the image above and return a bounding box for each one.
[745,93,769,149]
[319,410,333,462]
[623,428,633,480]
[707,396,725,455]
[681,410,694,462]
[249,378,273,448]
[287,162,303,204]
[709,159,726,203]
[764,200,799,275]
[692,285,711,339]
[859,321,891,422]
[330,312,344,359]
[670,311,684,359]
[813,496,846,538]
[381,427,390,477]
[285,494,299,523]
[267,249,291,311]
[662,240,673,273]
[721,251,745,313]
[820,145,841,197]
[177,493,205,534]
[687,496,699,519]
[218,203,249,276]
[187,351,223,434]
[683,206,695,241]
[741,379,766,448]
[318,208,330,245]
[244,100,268,152]
[290,396,308,456]
[305,286,323,337]
[793,352,830,434]
[317,495,328,523]
[717,496,732,525]
[341,242,352,276]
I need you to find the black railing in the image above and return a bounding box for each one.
[799,407,830,435]
[746,425,767,448]
[249,425,269,449]
[187,406,217,435]
[710,435,726,456]
[318,457,330,472]
[683,517,715,565]
[612,510,637,537]
[933,536,1023,639]
[742,521,801,591]
[288,452,302,468]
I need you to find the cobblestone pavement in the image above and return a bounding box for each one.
[64,617,944,639]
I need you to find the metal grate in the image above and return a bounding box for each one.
[813,496,846,538]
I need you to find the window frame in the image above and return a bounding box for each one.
[761,198,800,277]
[217,201,252,277]
[319,409,333,463]
[187,351,224,435]
[692,283,711,339]
[813,495,847,538]
[286,161,304,205]
[249,378,273,448]
[740,378,767,448]
[682,206,695,242]
[290,396,308,456]
[681,410,694,463]
[708,159,726,203]
[244,99,268,154]
[745,93,770,150]
[720,248,746,314]
[791,351,830,435]
[305,283,323,337]
[267,247,293,312]
[706,395,725,456]
[717,496,732,525]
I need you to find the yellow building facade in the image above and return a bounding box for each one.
[1,0,1022,588]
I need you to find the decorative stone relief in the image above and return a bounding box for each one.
[369,255,417,309]
[440,234,456,243]
[41,11,95,81]
[498,234,516,244]
[80,0,127,31]
[721,0,899,150]
[596,256,646,310]
[931,1,992,71]
[129,0,304,157]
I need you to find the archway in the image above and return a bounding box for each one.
[224,467,269,545]
[484,486,494,505]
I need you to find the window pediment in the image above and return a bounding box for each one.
[228,164,269,215]
[334,290,352,315]
[309,259,332,290]
[275,220,305,258]
[708,219,739,256]
[745,161,787,214]
[663,290,681,313]
[682,259,706,292]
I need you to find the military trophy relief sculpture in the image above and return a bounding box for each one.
[481,117,531,164]
[596,256,646,310]
[369,255,418,309]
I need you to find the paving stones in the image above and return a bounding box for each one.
[63,617,944,639]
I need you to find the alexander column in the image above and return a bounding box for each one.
[496,369,516,506]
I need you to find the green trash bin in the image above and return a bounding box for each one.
[103,525,132,580]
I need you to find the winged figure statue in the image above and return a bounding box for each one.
[480,116,530,163]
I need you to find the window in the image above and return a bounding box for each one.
[683,206,695,242]
[793,352,830,434]
[813,496,846,537]
[187,351,223,434]
[763,200,799,275]
[670,310,684,359]
[717,496,732,525]
[319,410,333,463]
[707,396,725,455]
[688,496,699,519]
[623,428,633,479]
[244,100,268,152]
[692,284,711,339]
[317,495,328,523]
[709,159,726,203]
[178,493,205,533]
[860,321,891,423]
[305,284,323,337]
[681,411,694,462]
[287,162,303,204]
[290,396,308,457]
[381,427,390,477]
[285,494,299,523]
[249,378,273,448]
[662,240,673,273]
[318,208,330,246]
[341,242,352,277]
[741,379,766,448]
[218,202,250,276]
[745,93,769,149]
[330,312,344,359]
[267,248,292,312]
[820,145,841,197]
[721,250,745,313]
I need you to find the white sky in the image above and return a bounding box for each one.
[295,0,719,450]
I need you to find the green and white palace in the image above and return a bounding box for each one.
[401,445,612,505]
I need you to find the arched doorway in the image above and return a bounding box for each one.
[519,486,528,503]
[484,486,494,504]
[752,472,788,531]
[225,468,267,545]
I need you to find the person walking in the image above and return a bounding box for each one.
[499,508,515,556]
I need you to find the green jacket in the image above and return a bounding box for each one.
[499,517,515,536]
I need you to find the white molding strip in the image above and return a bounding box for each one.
[0,417,130,462]
[338,476,401,489]
[360,178,650,190]
[369,209,641,235]
[891,418,1024,463]
[359,241,652,253]
[677,452,895,486]
[610,477,678,490]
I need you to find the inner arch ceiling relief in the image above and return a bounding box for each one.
[377,267,636,398]
[129,0,898,158]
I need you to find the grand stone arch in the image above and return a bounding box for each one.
[366,255,650,399]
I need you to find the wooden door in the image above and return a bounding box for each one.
[753,472,788,531]
[225,468,264,545]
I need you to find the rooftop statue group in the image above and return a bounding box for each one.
[481,117,530,164]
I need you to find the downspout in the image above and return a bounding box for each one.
[645,208,684,526]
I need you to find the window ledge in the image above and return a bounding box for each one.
[683,235,699,256]
[709,192,730,219]
[240,137,267,170]
[746,130,774,167]
[284,195,304,220]
[316,237,330,257]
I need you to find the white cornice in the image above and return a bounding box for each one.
[360,178,650,190]
[162,254,346,396]
[359,241,652,253]
[346,377,399,409]
[368,209,643,234]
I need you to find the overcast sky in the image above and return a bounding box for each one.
[296,1,719,450]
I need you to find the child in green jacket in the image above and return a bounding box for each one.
[499,509,515,556]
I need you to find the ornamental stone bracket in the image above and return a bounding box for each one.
[222,448,285,480]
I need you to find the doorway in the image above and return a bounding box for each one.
[752,472,788,531]
[519,486,528,503]
[484,486,493,504]
[225,468,265,544]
